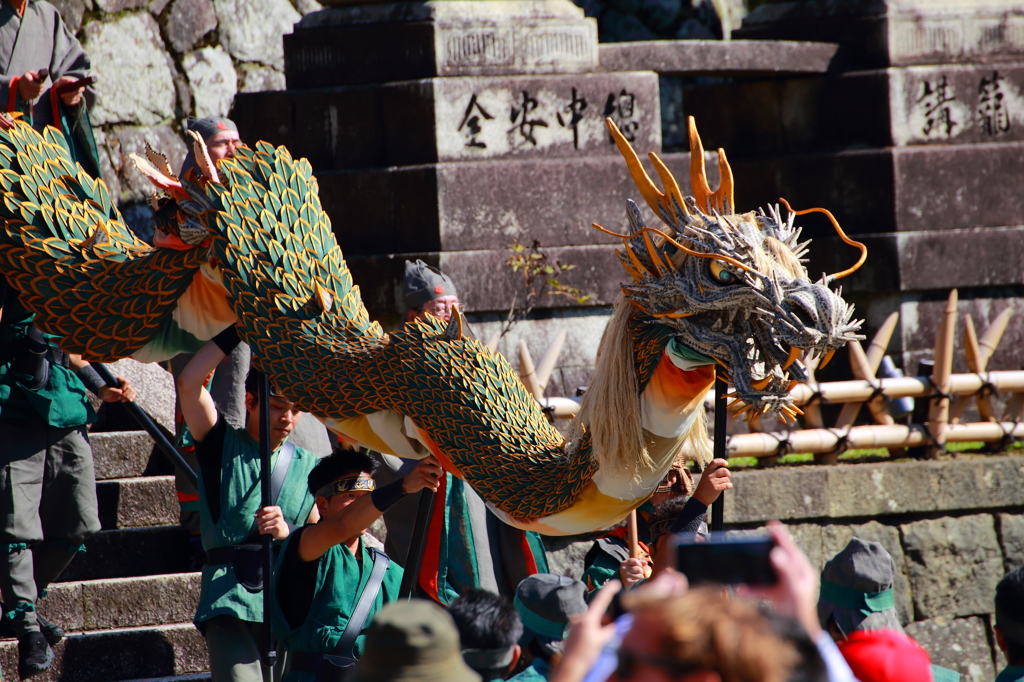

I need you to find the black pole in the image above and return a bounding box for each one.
[711,376,727,532]
[93,362,198,489]
[258,371,277,668]
[398,489,436,600]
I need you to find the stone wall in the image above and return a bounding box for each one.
[546,455,1024,680]
[47,0,323,234]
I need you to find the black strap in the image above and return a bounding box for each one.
[333,548,390,659]
[247,441,296,540]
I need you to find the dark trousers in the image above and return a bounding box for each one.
[0,420,100,635]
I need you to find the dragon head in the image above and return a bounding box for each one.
[603,117,866,418]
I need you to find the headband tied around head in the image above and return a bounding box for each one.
[315,476,375,499]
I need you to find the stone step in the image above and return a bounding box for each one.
[18,574,201,635]
[97,476,179,530]
[91,431,160,481]
[0,623,207,682]
[57,526,193,583]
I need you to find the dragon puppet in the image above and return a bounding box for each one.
[0,114,865,535]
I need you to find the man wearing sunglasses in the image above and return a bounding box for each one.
[272,447,441,680]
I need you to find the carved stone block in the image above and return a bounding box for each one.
[715,141,1024,236]
[282,0,598,87]
[313,152,713,258]
[233,71,660,170]
[685,63,1024,155]
[736,0,1024,69]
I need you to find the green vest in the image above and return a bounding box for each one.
[194,424,318,626]
[272,537,404,682]
[0,288,94,427]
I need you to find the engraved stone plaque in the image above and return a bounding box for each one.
[436,72,658,161]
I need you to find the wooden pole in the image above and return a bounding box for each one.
[927,290,958,458]
[93,363,198,489]
[398,489,435,600]
[626,510,640,560]
[257,371,277,668]
[710,375,727,532]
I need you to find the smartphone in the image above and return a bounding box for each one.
[672,533,777,586]
[54,76,96,96]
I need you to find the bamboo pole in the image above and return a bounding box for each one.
[802,352,825,429]
[724,420,1024,458]
[974,307,1012,423]
[836,340,894,429]
[1004,393,1024,422]
[485,330,501,356]
[865,312,900,370]
[804,352,833,464]
[518,340,544,400]
[951,315,982,423]
[839,339,901,460]
[927,290,958,458]
[786,371,1024,405]
[978,306,1013,368]
[534,331,567,395]
[542,372,1024,420]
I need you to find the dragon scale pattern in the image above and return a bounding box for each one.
[0,116,865,528]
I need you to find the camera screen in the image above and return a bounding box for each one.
[674,535,777,586]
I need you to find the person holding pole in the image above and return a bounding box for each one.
[272,448,440,681]
[177,326,320,682]
[375,260,548,602]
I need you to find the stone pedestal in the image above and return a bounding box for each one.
[683,0,1024,374]
[735,0,1024,70]
[233,0,667,386]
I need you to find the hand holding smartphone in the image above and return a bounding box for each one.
[672,533,778,586]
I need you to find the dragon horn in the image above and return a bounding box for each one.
[715,147,734,214]
[605,118,689,223]
[688,117,734,215]
[689,116,713,213]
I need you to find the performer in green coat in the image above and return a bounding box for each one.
[177,327,320,682]
[273,448,441,681]
[0,278,134,678]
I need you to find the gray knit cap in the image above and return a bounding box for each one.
[817,537,903,637]
[515,574,587,657]
[186,116,238,141]
[402,259,457,311]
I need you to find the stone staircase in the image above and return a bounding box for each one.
[0,431,211,681]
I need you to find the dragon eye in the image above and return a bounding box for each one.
[710,261,736,285]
